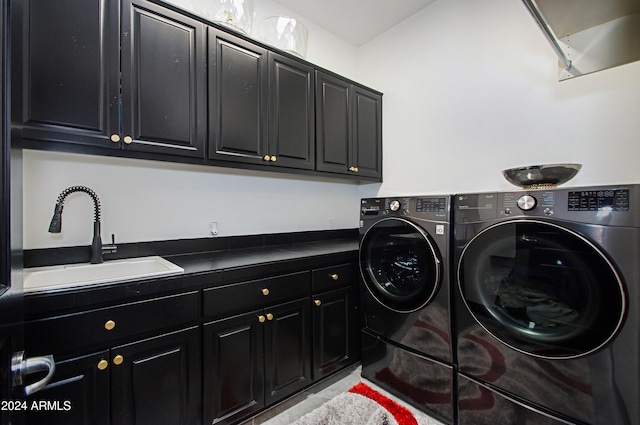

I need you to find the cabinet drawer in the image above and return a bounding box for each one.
[312,264,355,292]
[25,291,199,356]
[204,271,309,318]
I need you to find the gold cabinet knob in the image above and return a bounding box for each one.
[354,167,359,172]
[270,156,277,162]
[110,134,120,143]
[330,273,339,281]
[105,320,116,331]
[123,136,133,144]
[266,313,274,321]
[97,359,109,370]
[262,288,270,296]
[348,166,355,172]
[263,155,271,161]
[314,299,322,307]
[258,315,266,323]
[113,355,124,366]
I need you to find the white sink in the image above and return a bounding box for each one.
[23,256,184,292]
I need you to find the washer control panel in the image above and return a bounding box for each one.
[568,189,630,211]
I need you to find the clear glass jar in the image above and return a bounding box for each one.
[209,0,254,35]
[257,16,309,58]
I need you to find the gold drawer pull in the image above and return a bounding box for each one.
[262,288,270,296]
[110,134,120,143]
[258,315,266,323]
[263,155,271,161]
[330,274,339,281]
[266,313,274,321]
[97,360,109,370]
[270,156,277,162]
[123,136,133,144]
[314,299,322,307]
[113,355,124,366]
[105,320,116,331]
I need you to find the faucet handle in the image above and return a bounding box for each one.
[102,233,118,255]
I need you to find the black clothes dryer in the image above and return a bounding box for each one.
[359,196,455,424]
[454,185,640,425]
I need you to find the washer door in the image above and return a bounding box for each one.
[458,219,626,359]
[360,218,442,313]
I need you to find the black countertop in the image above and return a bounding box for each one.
[24,237,359,320]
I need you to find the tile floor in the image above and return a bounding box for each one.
[240,364,445,425]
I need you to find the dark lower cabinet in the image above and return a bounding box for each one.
[203,310,265,425]
[111,327,201,425]
[25,351,110,425]
[263,299,311,405]
[311,287,358,380]
[24,327,200,425]
[203,298,311,425]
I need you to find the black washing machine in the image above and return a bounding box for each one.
[454,185,640,425]
[359,196,455,425]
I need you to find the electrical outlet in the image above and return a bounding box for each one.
[209,222,219,237]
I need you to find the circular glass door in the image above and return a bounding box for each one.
[458,219,626,359]
[360,218,442,313]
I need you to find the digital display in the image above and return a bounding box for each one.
[416,197,447,213]
[568,189,630,211]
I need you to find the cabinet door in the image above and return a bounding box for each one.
[268,53,315,170]
[352,86,382,179]
[264,298,311,405]
[24,351,110,425]
[203,310,264,425]
[312,288,358,380]
[208,28,269,165]
[315,71,351,175]
[111,327,200,425]
[121,0,206,157]
[19,0,119,148]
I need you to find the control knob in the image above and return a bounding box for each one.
[389,200,401,212]
[517,195,537,211]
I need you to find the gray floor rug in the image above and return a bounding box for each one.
[291,382,442,425]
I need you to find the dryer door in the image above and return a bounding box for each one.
[360,217,442,313]
[458,219,626,359]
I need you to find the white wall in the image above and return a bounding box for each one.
[357,0,640,198]
[22,0,360,250]
[23,0,640,250]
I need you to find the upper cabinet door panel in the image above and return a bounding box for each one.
[269,53,315,170]
[353,87,382,179]
[315,72,351,174]
[21,0,119,147]
[208,28,268,164]
[121,0,206,157]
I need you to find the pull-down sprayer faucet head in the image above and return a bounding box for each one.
[48,186,104,264]
[48,203,64,233]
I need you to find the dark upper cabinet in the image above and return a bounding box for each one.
[19,0,120,148]
[208,29,314,170]
[316,71,382,179]
[121,0,207,157]
[208,27,269,165]
[19,0,206,157]
[16,1,381,179]
[267,53,315,170]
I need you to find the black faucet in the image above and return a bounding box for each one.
[48,186,116,264]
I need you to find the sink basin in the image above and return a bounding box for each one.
[24,256,184,292]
